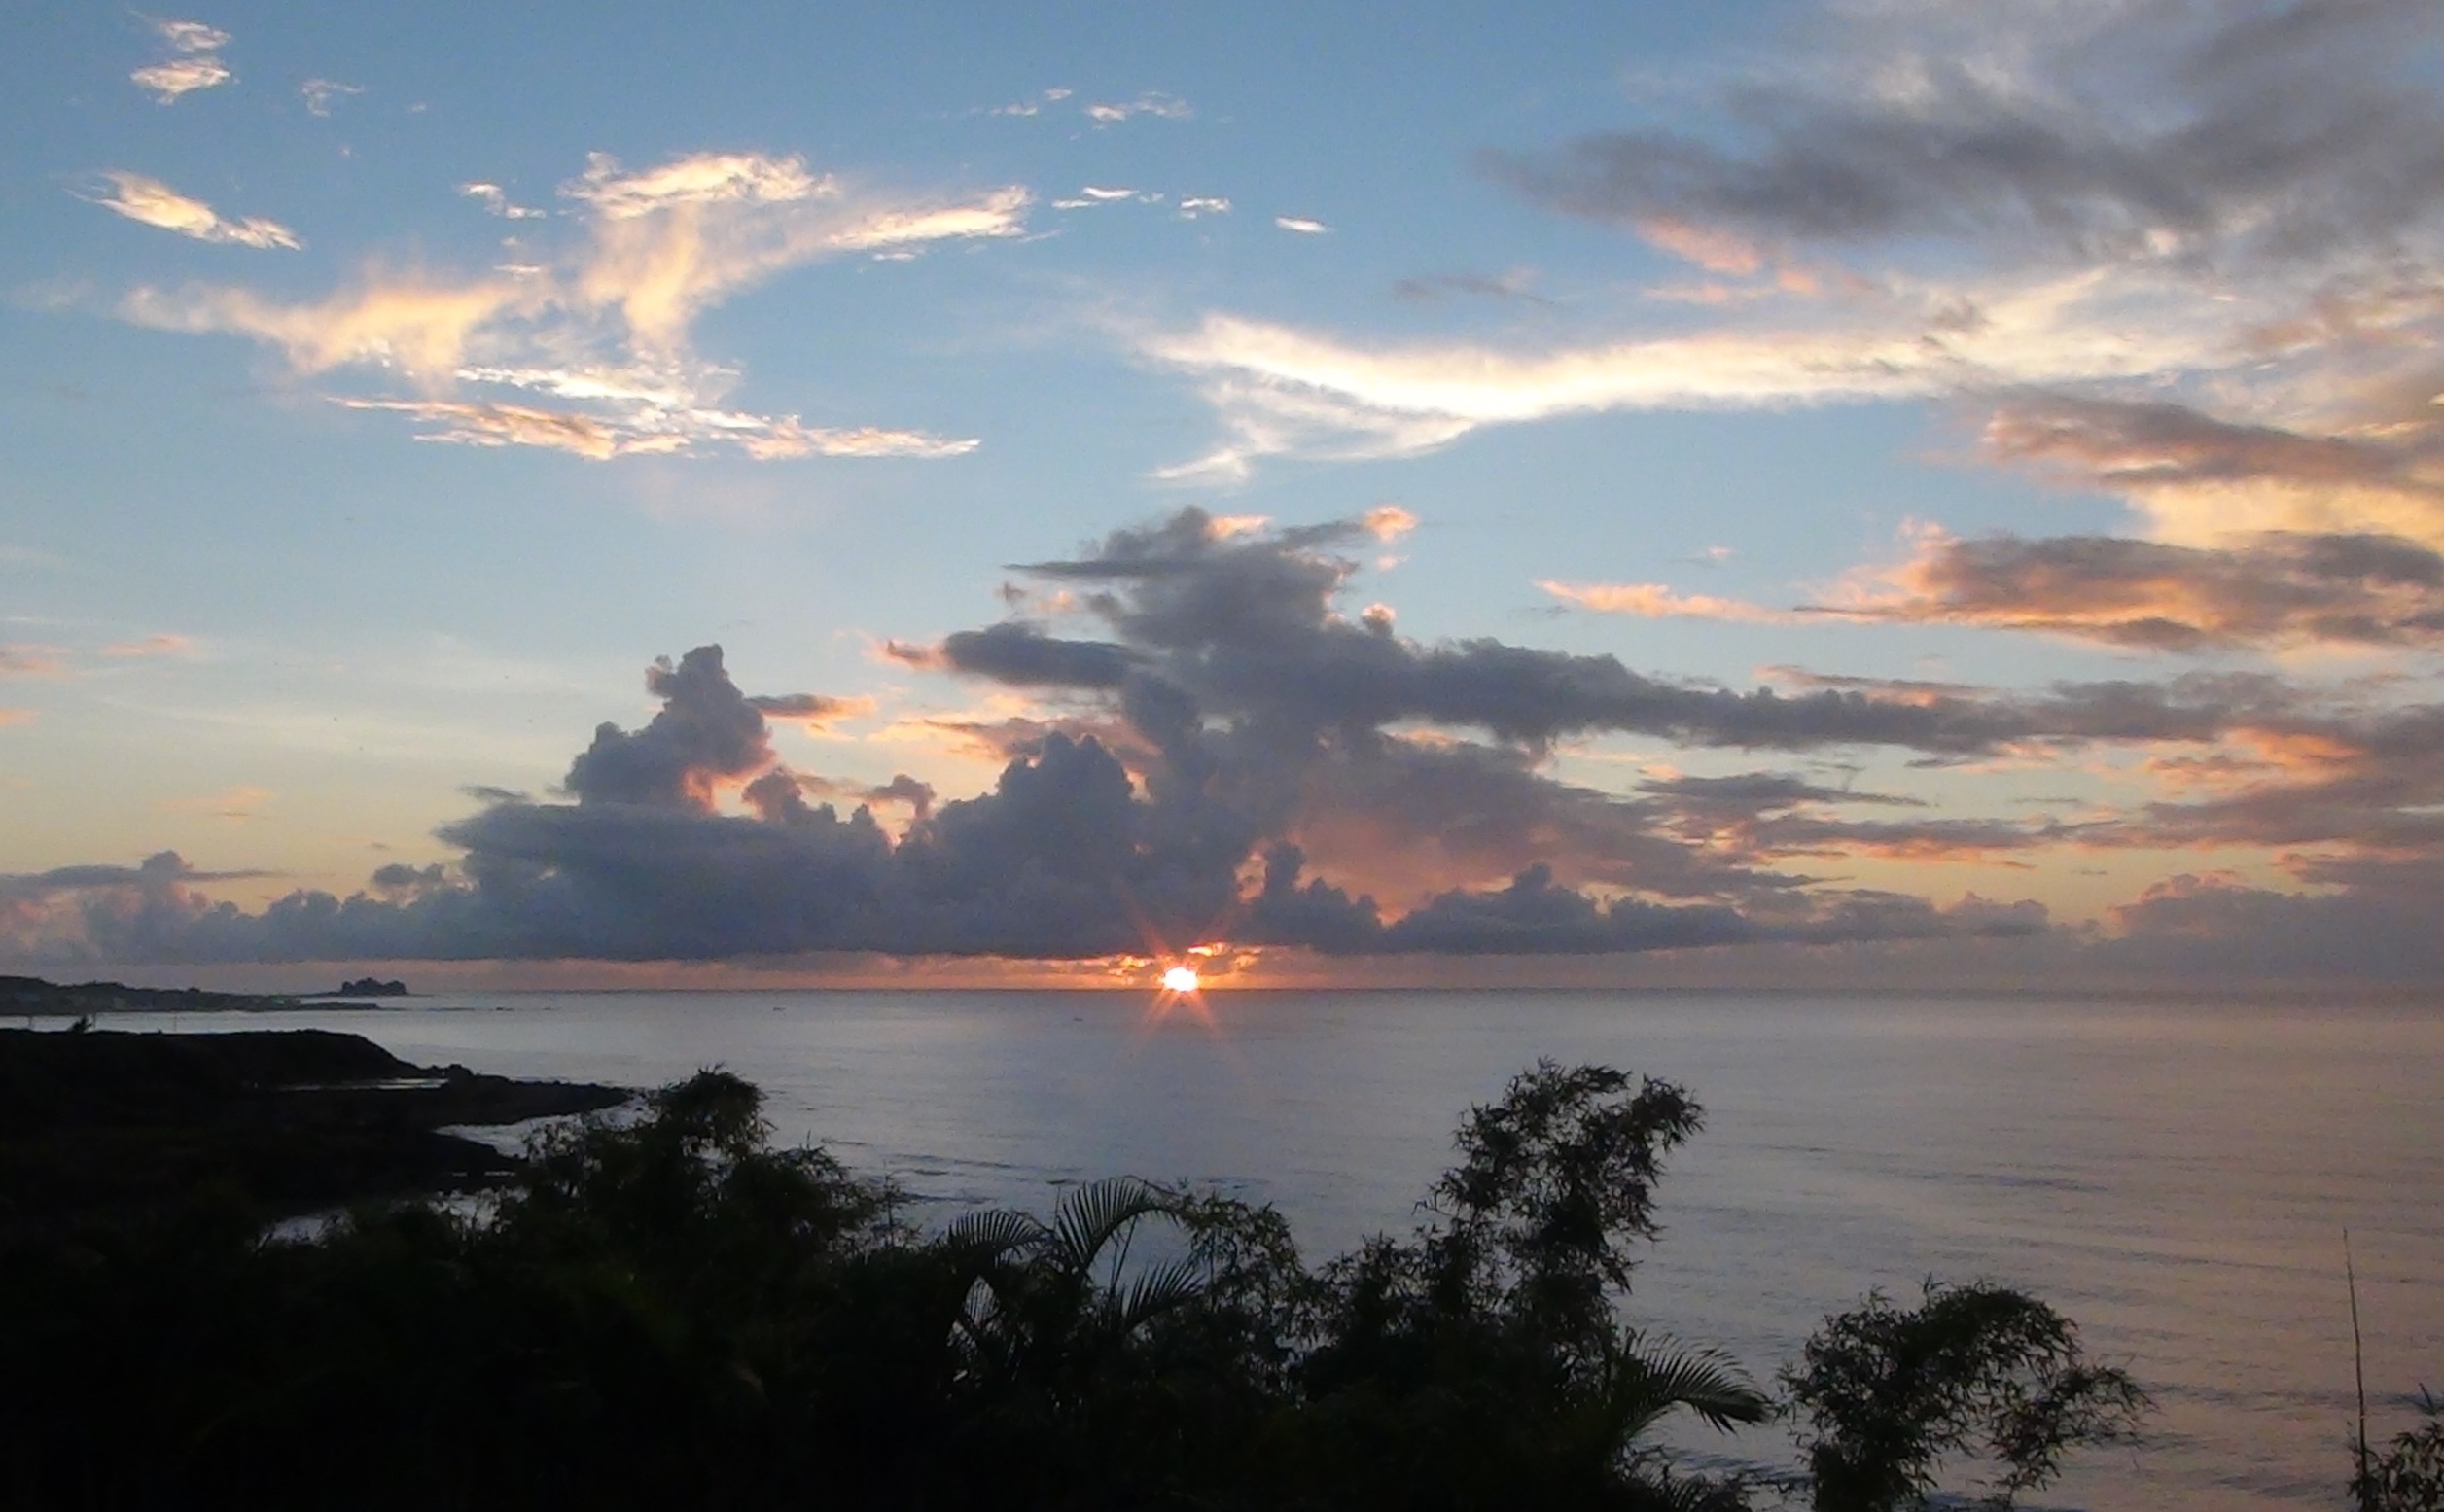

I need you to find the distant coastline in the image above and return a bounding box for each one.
[0,973,405,1017]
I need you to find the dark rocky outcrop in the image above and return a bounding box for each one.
[0,1026,628,1239]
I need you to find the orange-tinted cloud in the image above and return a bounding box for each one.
[1820,527,2444,651]
[1541,580,1795,623]
[115,150,1024,461]
[82,172,298,250]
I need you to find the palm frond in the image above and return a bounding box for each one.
[1108,1254,1208,1335]
[938,1208,1047,1267]
[1610,1335,1771,1438]
[1049,1178,1179,1276]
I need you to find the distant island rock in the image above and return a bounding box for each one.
[332,976,409,997]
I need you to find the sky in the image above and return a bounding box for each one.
[6,0,2444,990]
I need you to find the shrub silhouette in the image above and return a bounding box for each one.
[2358,1389,2444,1512]
[1784,1280,2151,1511]
[0,1062,2157,1512]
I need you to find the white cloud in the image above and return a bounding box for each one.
[1143,259,2280,481]
[1178,197,1231,219]
[1274,216,1329,235]
[152,19,229,53]
[120,149,1030,462]
[131,56,230,103]
[1084,91,1191,124]
[562,151,829,219]
[301,78,363,117]
[1052,185,1166,211]
[333,397,977,463]
[983,87,1074,118]
[460,182,546,220]
[131,18,231,103]
[81,172,299,250]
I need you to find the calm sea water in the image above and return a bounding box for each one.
[81,989,2444,1510]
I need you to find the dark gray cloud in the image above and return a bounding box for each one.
[1827,527,2444,650]
[1490,0,2444,272]
[4,511,2102,967]
[2089,860,2444,982]
[30,508,2444,973]
[563,647,784,809]
[942,510,2358,757]
[1,851,270,898]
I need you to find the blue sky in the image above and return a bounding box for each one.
[7,0,2444,987]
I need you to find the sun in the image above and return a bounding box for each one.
[1161,965,1201,994]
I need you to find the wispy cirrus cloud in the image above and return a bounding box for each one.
[130,18,231,103]
[1084,91,1190,124]
[1,636,190,678]
[300,78,362,117]
[1144,0,2444,551]
[100,633,194,658]
[1273,216,1329,235]
[1541,580,1794,623]
[79,171,299,250]
[1393,269,1549,306]
[459,182,546,220]
[113,150,1029,461]
[1051,185,1164,211]
[0,645,70,677]
[978,87,1073,119]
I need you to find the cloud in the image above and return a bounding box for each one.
[333,399,976,462]
[1977,392,2444,548]
[1820,527,2444,650]
[114,149,1027,460]
[300,78,361,117]
[99,633,194,658]
[748,692,873,727]
[2084,861,2444,982]
[131,18,231,103]
[460,182,546,220]
[38,508,2444,974]
[0,710,32,728]
[0,515,2098,968]
[981,88,1073,118]
[1178,197,1232,219]
[561,151,827,220]
[1051,186,1169,212]
[1274,217,1330,235]
[1491,0,2444,275]
[1392,269,1549,305]
[1141,0,2444,542]
[1143,271,2239,477]
[131,57,230,102]
[1084,92,1191,125]
[81,172,299,250]
[0,645,69,677]
[1541,580,1794,623]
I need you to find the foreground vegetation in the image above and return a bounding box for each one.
[0,1056,2420,1509]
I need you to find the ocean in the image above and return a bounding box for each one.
[78,988,2444,1510]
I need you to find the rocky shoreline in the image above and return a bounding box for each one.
[0,1023,629,1239]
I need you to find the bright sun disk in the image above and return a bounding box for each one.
[1161,965,1201,993]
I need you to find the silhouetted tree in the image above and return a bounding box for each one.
[0,1058,2160,1512]
[1785,1280,2151,1511]
[2358,1389,2444,1512]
